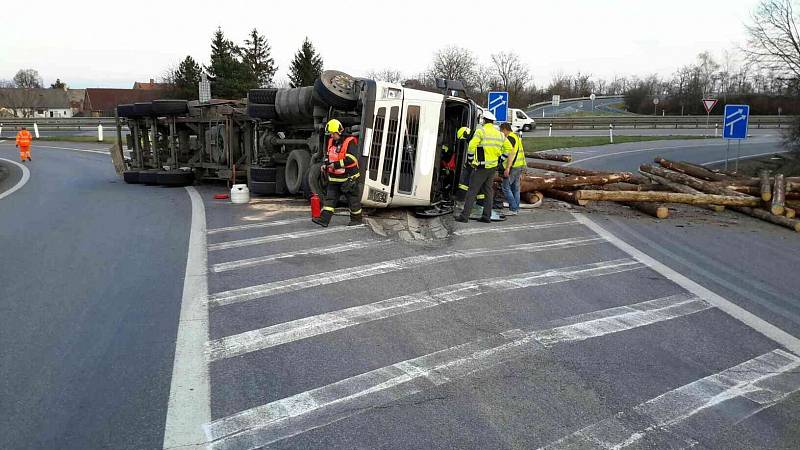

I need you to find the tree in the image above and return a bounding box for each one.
[288,38,323,88]
[205,27,250,99]
[50,78,67,89]
[170,56,202,100]
[428,46,475,86]
[745,0,800,79]
[367,68,404,83]
[243,28,277,87]
[13,69,43,88]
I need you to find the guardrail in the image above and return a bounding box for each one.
[535,115,793,130]
[525,95,624,111]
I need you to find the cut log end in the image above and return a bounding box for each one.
[762,193,772,202]
[771,205,785,216]
[785,207,796,219]
[711,205,726,213]
[656,207,669,219]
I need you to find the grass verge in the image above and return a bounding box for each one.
[523,135,704,154]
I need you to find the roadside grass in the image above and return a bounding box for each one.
[523,135,705,153]
[34,136,118,144]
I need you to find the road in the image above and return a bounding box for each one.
[526,96,625,117]
[1,138,799,449]
[524,127,779,138]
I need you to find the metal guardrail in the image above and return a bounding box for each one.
[536,115,793,129]
[0,117,119,131]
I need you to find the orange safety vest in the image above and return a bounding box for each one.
[326,136,359,177]
[16,130,32,147]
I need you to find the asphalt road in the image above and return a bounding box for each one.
[2,138,799,449]
[526,96,625,117]
[0,141,190,449]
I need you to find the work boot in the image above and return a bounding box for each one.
[454,215,469,223]
[348,213,363,226]
[313,210,333,228]
[478,217,492,224]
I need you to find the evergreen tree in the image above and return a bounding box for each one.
[288,38,323,88]
[50,78,67,89]
[243,28,277,88]
[205,27,249,99]
[172,56,202,100]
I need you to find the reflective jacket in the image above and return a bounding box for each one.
[16,130,32,147]
[326,136,360,182]
[440,145,456,172]
[503,132,526,169]
[467,123,505,169]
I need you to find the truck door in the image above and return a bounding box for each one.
[362,91,403,207]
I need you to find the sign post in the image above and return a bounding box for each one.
[722,104,750,172]
[702,98,718,138]
[590,93,596,112]
[487,91,509,123]
[552,95,560,117]
[653,97,659,115]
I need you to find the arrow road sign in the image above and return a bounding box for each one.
[488,91,509,122]
[723,104,750,140]
[702,98,718,114]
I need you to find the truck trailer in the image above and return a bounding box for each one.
[114,70,482,212]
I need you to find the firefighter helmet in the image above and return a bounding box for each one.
[325,119,344,135]
[456,127,471,139]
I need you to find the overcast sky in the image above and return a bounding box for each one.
[1,0,761,89]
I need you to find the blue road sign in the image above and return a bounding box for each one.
[487,91,509,122]
[723,104,750,140]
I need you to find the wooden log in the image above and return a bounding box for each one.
[598,182,670,218]
[759,170,772,202]
[526,161,607,176]
[521,191,544,205]
[575,190,761,206]
[640,172,725,212]
[731,206,800,232]
[654,157,731,182]
[640,165,752,198]
[711,178,800,192]
[519,173,633,193]
[772,174,786,216]
[786,207,797,219]
[543,189,589,206]
[529,152,572,163]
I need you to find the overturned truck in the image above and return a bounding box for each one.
[115,70,481,210]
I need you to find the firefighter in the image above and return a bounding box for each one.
[313,119,363,228]
[439,140,457,197]
[454,126,473,201]
[455,111,507,223]
[499,122,526,215]
[15,127,33,162]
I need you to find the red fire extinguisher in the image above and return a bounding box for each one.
[310,193,321,219]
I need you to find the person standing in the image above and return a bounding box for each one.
[499,123,526,215]
[455,111,507,223]
[15,127,33,162]
[313,119,363,227]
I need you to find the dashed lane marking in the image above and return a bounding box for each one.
[206,237,606,308]
[207,217,309,235]
[203,293,711,449]
[541,349,800,449]
[207,224,366,251]
[206,255,635,361]
[453,220,580,236]
[0,158,31,200]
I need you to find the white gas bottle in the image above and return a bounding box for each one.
[230,184,250,204]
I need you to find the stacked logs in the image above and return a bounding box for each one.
[520,155,800,232]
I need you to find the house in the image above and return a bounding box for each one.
[82,88,167,117]
[0,88,73,118]
[133,79,170,90]
[67,89,85,115]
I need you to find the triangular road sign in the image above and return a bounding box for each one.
[702,99,718,114]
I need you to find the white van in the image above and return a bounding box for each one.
[509,108,536,132]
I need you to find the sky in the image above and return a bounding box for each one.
[0,0,762,89]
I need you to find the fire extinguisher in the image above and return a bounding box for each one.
[310,193,321,219]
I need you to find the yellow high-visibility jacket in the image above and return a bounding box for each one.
[467,123,505,169]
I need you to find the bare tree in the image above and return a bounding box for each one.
[367,68,404,83]
[13,69,43,88]
[470,64,498,99]
[744,0,800,78]
[490,52,530,103]
[428,46,476,86]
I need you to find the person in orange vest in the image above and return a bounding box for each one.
[313,119,362,227]
[15,127,33,162]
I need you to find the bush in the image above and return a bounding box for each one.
[783,115,800,154]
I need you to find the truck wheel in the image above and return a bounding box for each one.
[285,149,311,195]
[247,104,278,120]
[249,166,277,182]
[522,124,532,132]
[308,162,327,203]
[138,169,160,185]
[152,100,189,116]
[123,170,140,184]
[250,181,277,195]
[117,104,136,118]
[314,70,358,110]
[248,88,279,105]
[157,170,194,187]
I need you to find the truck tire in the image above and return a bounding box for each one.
[275,165,288,194]
[308,162,327,203]
[314,70,358,110]
[133,102,154,117]
[285,149,311,195]
[117,104,136,118]
[249,166,277,182]
[247,103,278,120]
[123,170,140,184]
[249,180,277,195]
[156,170,194,187]
[152,100,189,116]
[522,124,533,132]
[248,88,279,105]
[138,169,160,185]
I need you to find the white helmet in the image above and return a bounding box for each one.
[482,110,496,122]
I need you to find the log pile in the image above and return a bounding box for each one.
[520,154,800,232]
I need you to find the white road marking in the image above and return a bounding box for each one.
[204,293,711,449]
[207,224,366,251]
[34,144,109,155]
[162,186,211,449]
[206,236,605,308]
[453,220,579,236]
[541,349,800,449]
[207,217,309,235]
[210,240,390,273]
[700,150,791,167]
[0,158,31,200]
[572,213,800,355]
[206,254,632,361]
[565,140,768,166]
